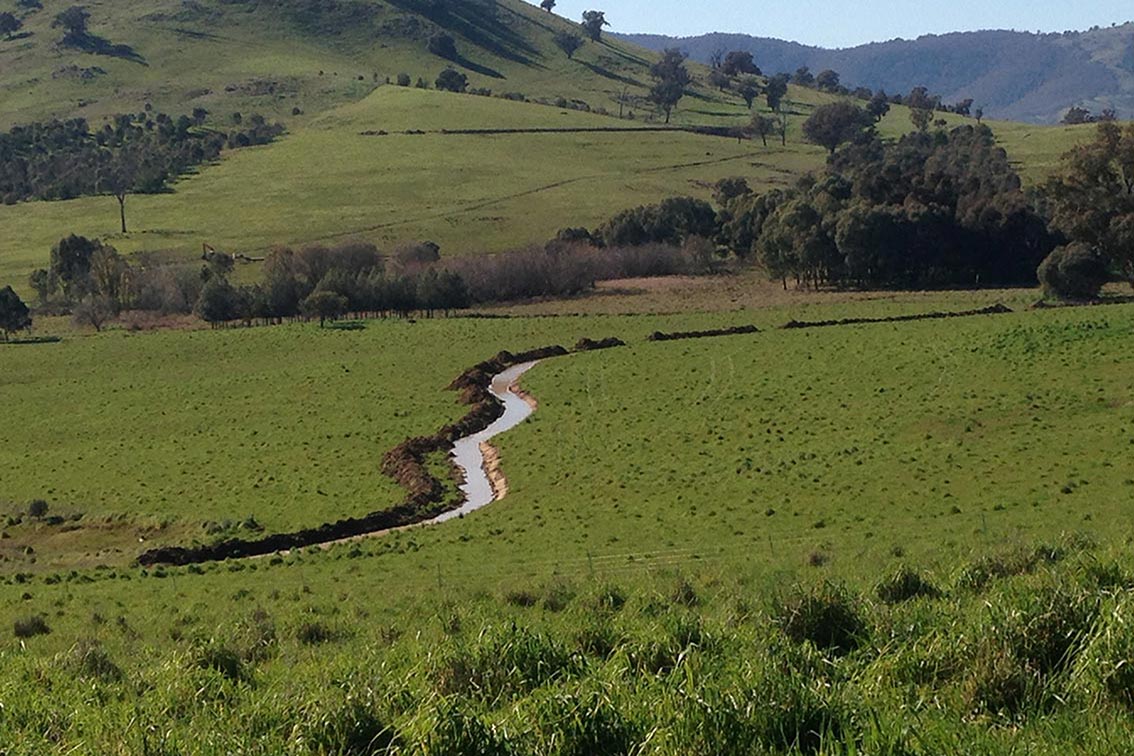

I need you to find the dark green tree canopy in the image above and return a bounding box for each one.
[1038,243,1109,300]
[435,68,468,92]
[648,49,690,124]
[0,286,31,340]
[802,102,875,154]
[553,31,583,59]
[721,50,760,77]
[0,12,22,38]
[580,10,608,42]
[764,75,788,112]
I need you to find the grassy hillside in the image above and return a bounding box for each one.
[0,299,1132,751]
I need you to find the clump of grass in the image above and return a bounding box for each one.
[192,641,249,683]
[299,694,399,756]
[434,625,579,703]
[532,691,640,756]
[875,566,941,604]
[426,701,512,756]
[574,620,624,660]
[670,576,699,607]
[592,584,627,613]
[237,608,278,663]
[1072,594,1134,709]
[540,580,575,613]
[774,582,867,656]
[502,589,539,609]
[13,615,50,638]
[68,640,123,683]
[962,641,1035,718]
[297,621,340,646]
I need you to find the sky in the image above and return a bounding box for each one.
[530,1,1134,49]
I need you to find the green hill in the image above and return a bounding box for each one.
[0,0,1096,291]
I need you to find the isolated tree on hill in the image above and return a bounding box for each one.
[866,91,891,122]
[803,102,874,154]
[435,68,468,93]
[554,31,583,60]
[776,109,789,146]
[815,69,841,92]
[540,0,556,11]
[721,50,760,77]
[953,98,973,117]
[792,67,815,87]
[0,12,22,39]
[907,86,937,132]
[52,6,89,44]
[581,11,608,42]
[974,107,984,124]
[0,286,32,341]
[749,113,775,146]
[648,49,690,124]
[737,77,760,109]
[1062,106,1094,125]
[765,75,788,112]
[708,68,731,92]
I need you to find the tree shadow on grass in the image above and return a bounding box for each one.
[64,32,147,65]
[577,60,645,88]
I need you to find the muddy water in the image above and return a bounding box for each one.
[429,361,540,524]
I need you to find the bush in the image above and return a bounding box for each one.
[1038,242,1109,300]
[13,615,51,638]
[774,582,867,656]
[436,68,468,93]
[26,499,49,518]
[396,72,411,87]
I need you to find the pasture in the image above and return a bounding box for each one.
[0,297,1132,752]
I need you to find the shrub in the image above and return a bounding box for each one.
[297,621,338,645]
[13,615,50,638]
[1038,242,1109,300]
[875,566,941,604]
[436,68,468,93]
[396,72,411,87]
[26,499,48,518]
[774,582,867,656]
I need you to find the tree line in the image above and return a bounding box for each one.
[0,111,284,229]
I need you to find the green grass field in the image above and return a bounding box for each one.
[1,298,1132,752]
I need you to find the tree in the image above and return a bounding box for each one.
[748,114,775,147]
[953,98,974,117]
[17,0,43,10]
[708,69,731,92]
[776,110,789,147]
[554,31,583,60]
[648,49,690,124]
[581,10,608,42]
[540,0,556,11]
[974,107,984,124]
[721,50,760,77]
[866,91,891,122]
[712,177,751,206]
[737,77,761,109]
[792,67,815,87]
[765,75,788,112]
[52,6,89,43]
[71,295,115,332]
[435,68,468,93]
[1062,106,1094,125]
[1038,243,1109,300]
[802,102,875,155]
[428,32,458,60]
[1044,122,1134,285]
[50,234,102,298]
[0,286,31,341]
[301,290,348,326]
[0,12,22,39]
[195,277,240,325]
[28,269,56,305]
[97,151,138,234]
[910,106,933,132]
[815,69,841,92]
[396,72,411,87]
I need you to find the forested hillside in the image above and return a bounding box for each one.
[619,23,1134,123]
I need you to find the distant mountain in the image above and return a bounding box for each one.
[616,24,1134,123]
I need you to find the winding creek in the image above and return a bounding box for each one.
[430,361,541,524]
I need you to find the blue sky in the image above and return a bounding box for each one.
[529,1,1134,48]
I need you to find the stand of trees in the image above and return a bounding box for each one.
[0,111,284,207]
[720,124,1054,289]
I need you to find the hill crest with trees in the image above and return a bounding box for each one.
[617,23,1134,124]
